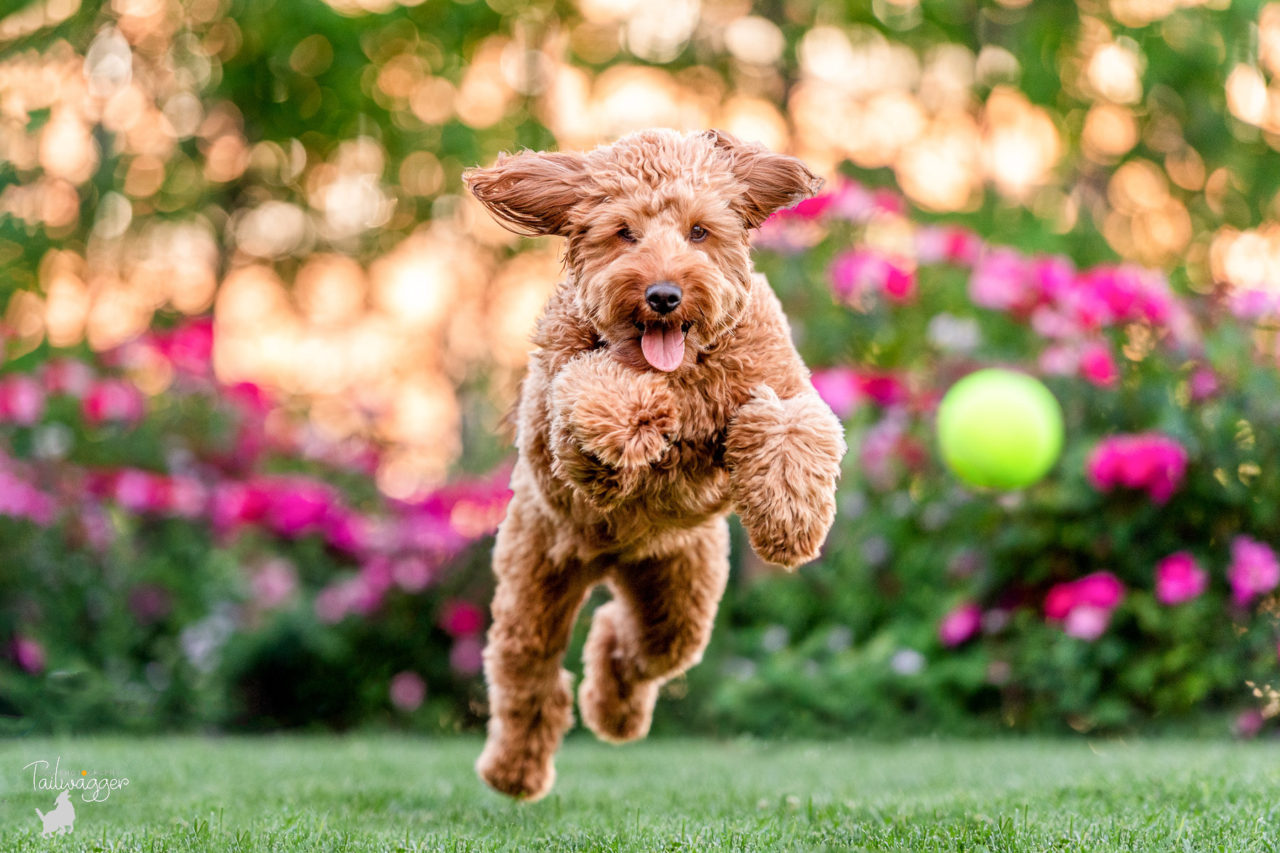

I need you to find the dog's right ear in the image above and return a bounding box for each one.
[463,151,589,237]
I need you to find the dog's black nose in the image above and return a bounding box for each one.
[645,281,682,315]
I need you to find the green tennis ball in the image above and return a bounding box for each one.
[936,368,1064,490]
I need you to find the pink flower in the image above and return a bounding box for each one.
[831,250,916,308]
[1154,552,1207,605]
[859,413,911,490]
[1045,572,1125,640]
[915,225,983,266]
[811,367,862,419]
[1086,433,1189,504]
[1038,343,1078,376]
[449,636,485,676]
[13,635,45,673]
[1063,605,1112,641]
[113,469,165,513]
[166,476,207,518]
[440,600,486,637]
[315,577,364,624]
[1235,708,1265,738]
[209,481,272,532]
[938,603,981,647]
[0,468,56,524]
[1227,536,1280,607]
[41,359,94,397]
[1079,341,1120,388]
[1230,288,1280,321]
[82,379,145,426]
[828,180,902,222]
[1188,368,1219,402]
[969,249,1035,314]
[252,559,298,609]
[0,374,45,425]
[392,556,433,592]
[389,671,427,711]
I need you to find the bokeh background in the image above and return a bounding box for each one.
[5,0,1280,737]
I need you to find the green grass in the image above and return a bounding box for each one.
[1,736,1279,851]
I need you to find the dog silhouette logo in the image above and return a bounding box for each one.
[34,790,75,837]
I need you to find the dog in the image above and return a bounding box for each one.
[35,790,75,836]
[464,128,847,800]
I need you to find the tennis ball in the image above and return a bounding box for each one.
[936,368,1064,490]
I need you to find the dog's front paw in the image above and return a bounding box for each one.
[550,353,681,478]
[570,387,677,469]
[726,388,847,569]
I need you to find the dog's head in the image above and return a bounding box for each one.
[55,791,71,805]
[465,129,821,372]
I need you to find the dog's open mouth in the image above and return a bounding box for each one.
[636,321,690,372]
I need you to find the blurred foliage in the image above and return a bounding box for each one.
[6,0,1280,735]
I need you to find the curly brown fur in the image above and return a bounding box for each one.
[465,129,846,801]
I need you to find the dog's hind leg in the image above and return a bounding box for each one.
[579,519,730,743]
[476,494,594,801]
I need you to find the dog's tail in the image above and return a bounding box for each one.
[34,808,44,821]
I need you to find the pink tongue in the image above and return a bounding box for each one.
[640,326,686,372]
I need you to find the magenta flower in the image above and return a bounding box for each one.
[810,367,861,419]
[82,379,145,426]
[1086,433,1189,504]
[389,671,427,711]
[786,192,835,221]
[1154,552,1207,605]
[1045,572,1125,640]
[1227,536,1280,607]
[938,603,981,647]
[440,600,486,637]
[1188,368,1219,402]
[13,635,45,673]
[152,317,214,375]
[1079,341,1120,388]
[265,478,335,537]
[323,508,369,554]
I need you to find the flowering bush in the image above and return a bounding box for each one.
[0,319,508,733]
[674,175,1280,737]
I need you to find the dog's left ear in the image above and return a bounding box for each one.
[463,150,590,237]
[705,129,823,229]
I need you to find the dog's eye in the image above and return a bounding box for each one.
[617,227,637,243]
[689,224,708,243]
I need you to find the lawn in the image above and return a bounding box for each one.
[0,735,1278,851]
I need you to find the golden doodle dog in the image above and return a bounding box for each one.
[465,128,847,800]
